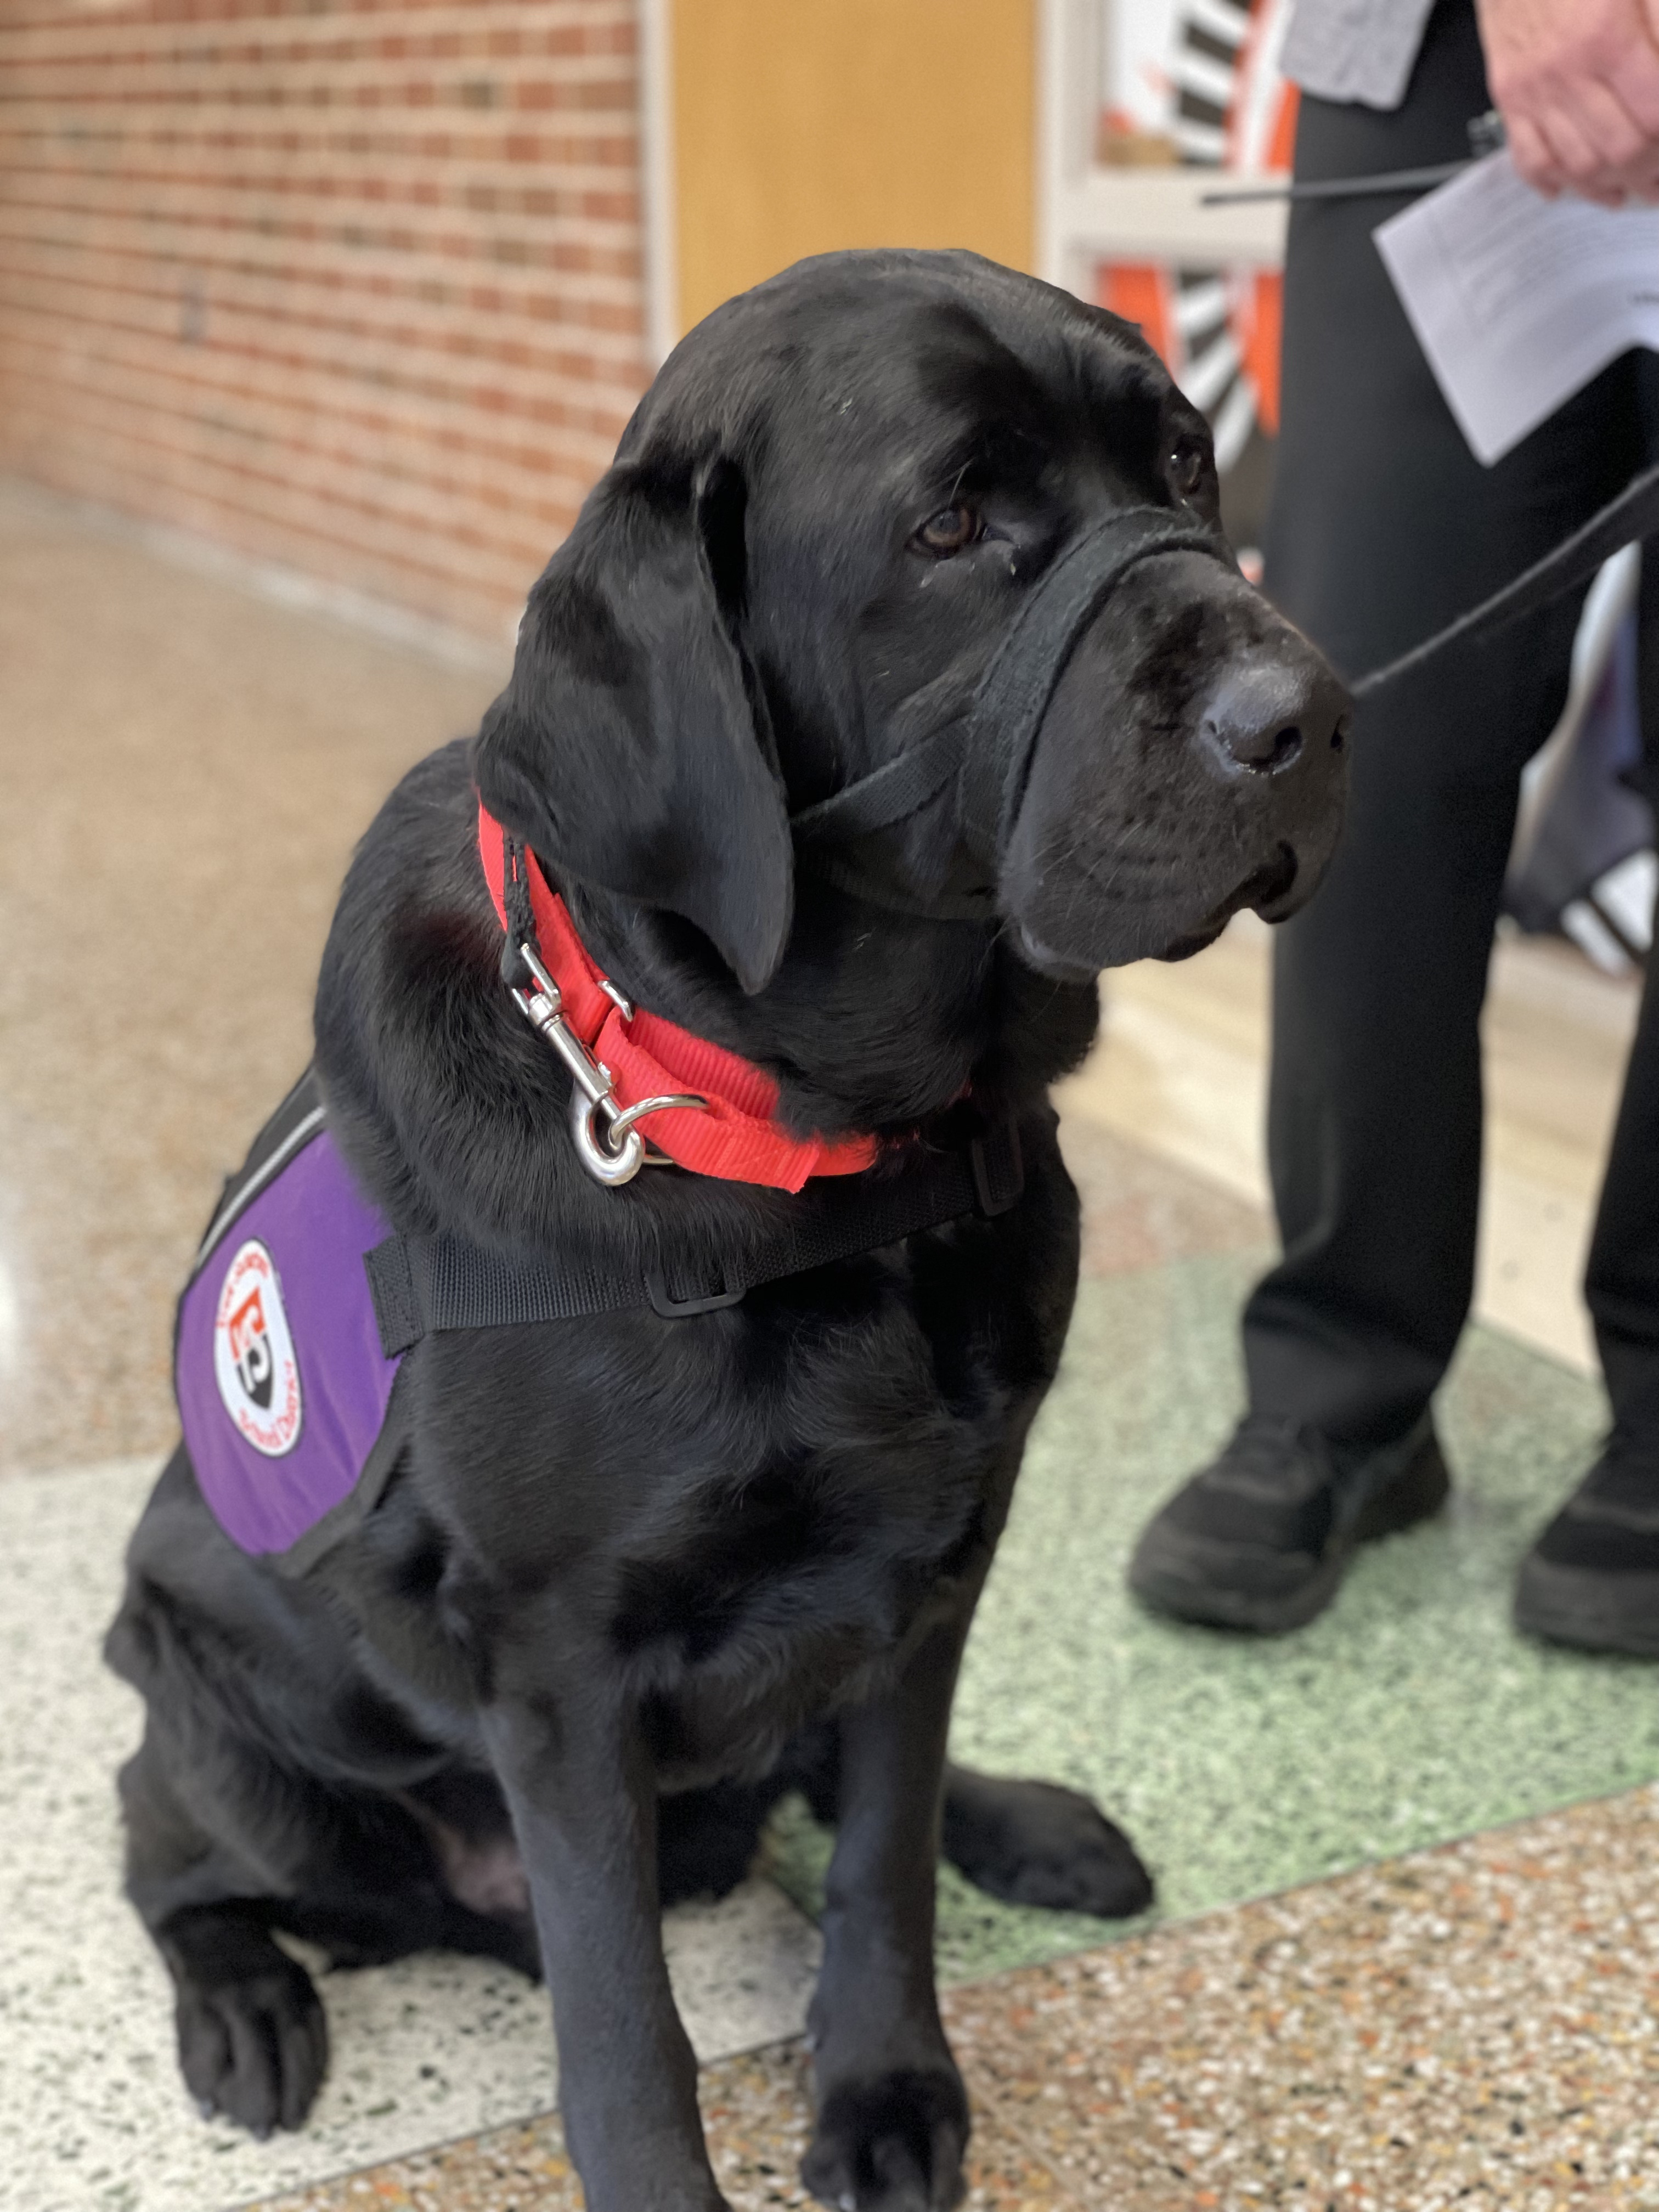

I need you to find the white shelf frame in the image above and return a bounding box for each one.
[1036,0,1288,296]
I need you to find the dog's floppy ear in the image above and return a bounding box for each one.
[473,458,793,995]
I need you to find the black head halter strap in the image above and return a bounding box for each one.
[788,505,1238,890]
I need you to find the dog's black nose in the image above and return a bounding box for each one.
[1202,654,1347,776]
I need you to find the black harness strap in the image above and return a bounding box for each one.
[958,507,1236,865]
[365,1116,1024,1353]
[789,721,966,848]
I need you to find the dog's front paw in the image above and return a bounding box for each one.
[174,1939,328,2137]
[942,1765,1154,1918]
[802,2067,968,2211]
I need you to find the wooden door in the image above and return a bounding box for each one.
[668,0,1037,336]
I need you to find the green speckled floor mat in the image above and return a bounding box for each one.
[766,1252,1659,1980]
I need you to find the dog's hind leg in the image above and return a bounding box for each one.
[155,1902,329,2136]
[939,1763,1154,1918]
[656,1773,797,1906]
[118,1724,330,2136]
[771,1727,1155,1921]
[120,1722,540,2134]
[273,1864,541,1979]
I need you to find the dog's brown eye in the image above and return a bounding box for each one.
[1169,442,1209,500]
[913,503,979,556]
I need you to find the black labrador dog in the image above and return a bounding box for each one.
[106,249,1345,2211]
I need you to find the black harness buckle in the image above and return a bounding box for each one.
[970,1119,1024,1217]
[645,1263,747,1319]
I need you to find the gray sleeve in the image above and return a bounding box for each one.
[1282,0,1443,111]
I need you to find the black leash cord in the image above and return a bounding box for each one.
[1352,460,1659,698]
[1197,117,1659,698]
[1200,112,1504,205]
[1201,161,1470,206]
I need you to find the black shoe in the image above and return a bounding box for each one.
[1514,1434,1659,1657]
[1127,1410,1451,1633]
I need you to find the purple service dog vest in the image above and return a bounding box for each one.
[176,1077,407,1570]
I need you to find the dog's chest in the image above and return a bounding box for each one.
[413,1182,1074,1752]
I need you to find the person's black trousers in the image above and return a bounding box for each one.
[1243,0,1659,1449]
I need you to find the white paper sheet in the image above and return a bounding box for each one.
[1374,151,1659,465]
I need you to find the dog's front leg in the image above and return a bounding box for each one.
[482,1686,728,2212]
[802,1599,978,2212]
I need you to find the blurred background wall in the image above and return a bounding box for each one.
[0,1,649,638]
[0,0,1288,642]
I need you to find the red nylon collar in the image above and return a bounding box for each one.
[477,802,879,1192]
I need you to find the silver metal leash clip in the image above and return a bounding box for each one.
[510,942,707,1187]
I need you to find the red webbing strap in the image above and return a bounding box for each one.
[477,803,879,1192]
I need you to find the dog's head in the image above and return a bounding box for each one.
[475,250,1346,994]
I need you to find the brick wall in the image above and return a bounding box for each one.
[0,0,651,640]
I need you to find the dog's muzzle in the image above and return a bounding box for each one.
[789,506,1240,903]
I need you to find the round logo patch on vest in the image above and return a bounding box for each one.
[212,1239,303,1456]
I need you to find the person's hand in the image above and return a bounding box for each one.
[1476,0,1659,204]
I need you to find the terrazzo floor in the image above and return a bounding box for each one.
[0,1456,825,2212]
[246,1786,1659,2212]
[0,479,506,1479]
[7,1261,1656,2211]
[4,482,1658,2211]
